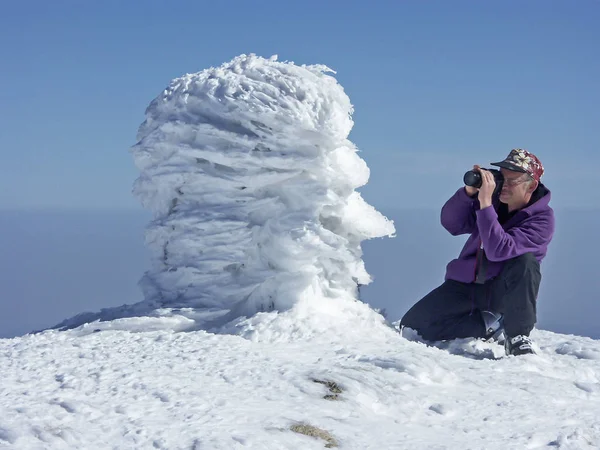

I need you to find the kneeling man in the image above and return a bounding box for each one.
[401,149,554,356]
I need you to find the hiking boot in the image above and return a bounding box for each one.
[481,310,505,344]
[505,335,535,356]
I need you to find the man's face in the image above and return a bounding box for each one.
[499,168,536,205]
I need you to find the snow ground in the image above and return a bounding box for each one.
[1,318,599,449]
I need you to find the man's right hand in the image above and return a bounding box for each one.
[464,165,481,196]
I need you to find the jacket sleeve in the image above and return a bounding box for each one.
[476,206,555,262]
[440,188,478,236]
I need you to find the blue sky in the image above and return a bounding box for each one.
[0,0,598,211]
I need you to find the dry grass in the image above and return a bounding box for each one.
[290,423,338,448]
[312,378,343,400]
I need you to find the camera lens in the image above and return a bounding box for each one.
[463,170,481,188]
[463,169,504,192]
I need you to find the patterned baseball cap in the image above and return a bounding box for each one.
[491,148,544,182]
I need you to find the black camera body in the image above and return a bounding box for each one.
[463,168,504,191]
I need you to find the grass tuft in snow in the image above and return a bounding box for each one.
[290,423,338,448]
[312,378,343,400]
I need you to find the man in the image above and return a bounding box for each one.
[400,149,554,356]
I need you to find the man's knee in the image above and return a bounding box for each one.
[504,252,539,273]
[400,298,436,333]
[500,252,541,294]
[400,308,421,330]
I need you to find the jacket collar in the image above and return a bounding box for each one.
[521,183,552,216]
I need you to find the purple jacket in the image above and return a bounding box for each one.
[441,185,554,283]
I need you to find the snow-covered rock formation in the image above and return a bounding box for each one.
[129,54,394,328]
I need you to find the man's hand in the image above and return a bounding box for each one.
[464,165,481,196]
[478,168,496,209]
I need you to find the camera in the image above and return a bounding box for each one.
[463,168,504,191]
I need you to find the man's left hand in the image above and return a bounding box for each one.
[478,169,496,209]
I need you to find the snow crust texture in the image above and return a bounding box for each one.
[1,326,599,449]
[129,54,394,328]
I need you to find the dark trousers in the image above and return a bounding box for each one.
[400,253,541,341]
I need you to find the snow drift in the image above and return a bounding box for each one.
[53,54,394,335]
[5,326,600,448]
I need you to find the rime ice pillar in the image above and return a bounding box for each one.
[131,54,395,322]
